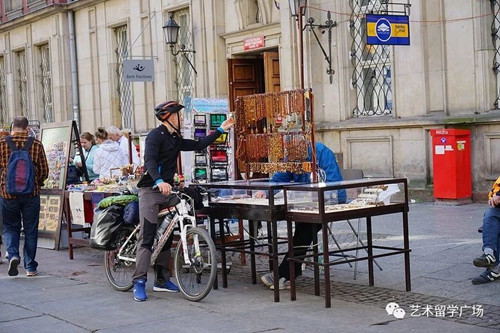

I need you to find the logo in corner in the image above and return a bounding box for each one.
[386,302,406,319]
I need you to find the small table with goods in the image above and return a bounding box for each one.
[283,178,410,308]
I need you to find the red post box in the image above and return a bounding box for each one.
[429,129,471,200]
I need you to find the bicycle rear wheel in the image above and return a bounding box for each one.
[174,227,217,302]
[104,226,137,291]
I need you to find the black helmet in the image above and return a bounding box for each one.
[154,101,184,121]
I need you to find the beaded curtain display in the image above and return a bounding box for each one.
[234,89,315,175]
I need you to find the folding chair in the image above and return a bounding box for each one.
[326,169,383,279]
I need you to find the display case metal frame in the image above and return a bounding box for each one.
[284,178,411,308]
[200,179,295,302]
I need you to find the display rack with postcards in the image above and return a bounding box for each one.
[192,112,231,183]
[39,120,86,250]
[234,89,317,180]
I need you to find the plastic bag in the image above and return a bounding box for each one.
[123,201,139,225]
[89,205,124,250]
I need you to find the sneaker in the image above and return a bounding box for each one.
[270,277,290,290]
[473,253,497,268]
[260,273,274,287]
[26,271,38,277]
[472,269,500,285]
[153,280,180,292]
[8,257,19,276]
[133,279,147,301]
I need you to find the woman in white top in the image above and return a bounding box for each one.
[93,127,128,179]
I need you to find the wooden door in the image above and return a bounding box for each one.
[264,51,280,93]
[228,58,262,111]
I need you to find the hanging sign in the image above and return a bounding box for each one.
[244,36,265,51]
[123,59,154,82]
[366,14,410,46]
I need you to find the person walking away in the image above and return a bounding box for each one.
[131,101,234,302]
[0,116,49,277]
[106,125,140,166]
[93,127,128,180]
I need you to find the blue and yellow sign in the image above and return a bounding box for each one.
[366,14,410,45]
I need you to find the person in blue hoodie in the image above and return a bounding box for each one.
[257,142,346,290]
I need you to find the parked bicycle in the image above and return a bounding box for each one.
[104,189,217,302]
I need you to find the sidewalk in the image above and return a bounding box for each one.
[1,202,499,332]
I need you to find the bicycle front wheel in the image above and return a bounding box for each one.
[104,227,137,291]
[174,227,217,302]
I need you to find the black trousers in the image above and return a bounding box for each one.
[278,222,322,280]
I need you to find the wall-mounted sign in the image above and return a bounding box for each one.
[192,98,229,113]
[244,36,265,51]
[366,14,410,46]
[123,59,154,82]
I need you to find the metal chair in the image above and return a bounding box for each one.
[326,169,383,279]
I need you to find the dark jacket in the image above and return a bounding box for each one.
[137,124,222,188]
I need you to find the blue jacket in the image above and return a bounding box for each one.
[270,142,346,203]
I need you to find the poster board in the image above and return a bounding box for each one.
[38,120,80,250]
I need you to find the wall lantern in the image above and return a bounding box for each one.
[163,14,197,75]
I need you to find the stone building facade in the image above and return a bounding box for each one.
[0,0,499,199]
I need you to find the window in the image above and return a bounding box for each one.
[113,25,133,129]
[38,44,53,122]
[170,8,195,105]
[0,57,7,125]
[4,0,23,12]
[15,50,29,117]
[492,1,500,108]
[349,0,393,116]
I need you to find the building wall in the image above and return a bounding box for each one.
[1,0,500,198]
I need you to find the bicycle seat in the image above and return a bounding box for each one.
[158,196,181,217]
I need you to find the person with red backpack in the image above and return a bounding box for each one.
[0,116,48,277]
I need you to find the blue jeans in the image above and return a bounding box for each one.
[482,206,500,264]
[2,195,41,272]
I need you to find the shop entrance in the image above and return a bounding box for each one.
[227,50,280,178]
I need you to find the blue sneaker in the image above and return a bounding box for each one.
[133,279,147,301]
[153,280,179,292]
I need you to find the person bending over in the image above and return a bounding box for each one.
[256,142,346,290]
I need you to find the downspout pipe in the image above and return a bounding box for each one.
[68,8,80,128]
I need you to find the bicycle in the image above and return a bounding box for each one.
[104,189,217,302]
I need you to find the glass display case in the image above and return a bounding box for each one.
[283,178,410,308]
[199,179,298,302]
[285,178,407,220]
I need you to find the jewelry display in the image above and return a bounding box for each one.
[234,89,315,176]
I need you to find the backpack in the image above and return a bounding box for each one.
[5,136,36,196]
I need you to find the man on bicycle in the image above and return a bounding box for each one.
[132,101,234,301]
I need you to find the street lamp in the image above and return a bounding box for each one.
[289,0,307,17]
[162,14,197,75]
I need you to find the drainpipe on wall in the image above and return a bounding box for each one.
[68,8,80,128]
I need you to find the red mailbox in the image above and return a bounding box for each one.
[430,129,471,200]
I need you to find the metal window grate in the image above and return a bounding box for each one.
[173,8,195,105]
[114,25,133,129]
[17,50,29,117]
[491,1,500,109]
[349,0,393,117]
[40,44,53,123]
[0,57,7,125]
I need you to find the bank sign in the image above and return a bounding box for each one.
[366,14,410,45]
[123,59,154,82]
